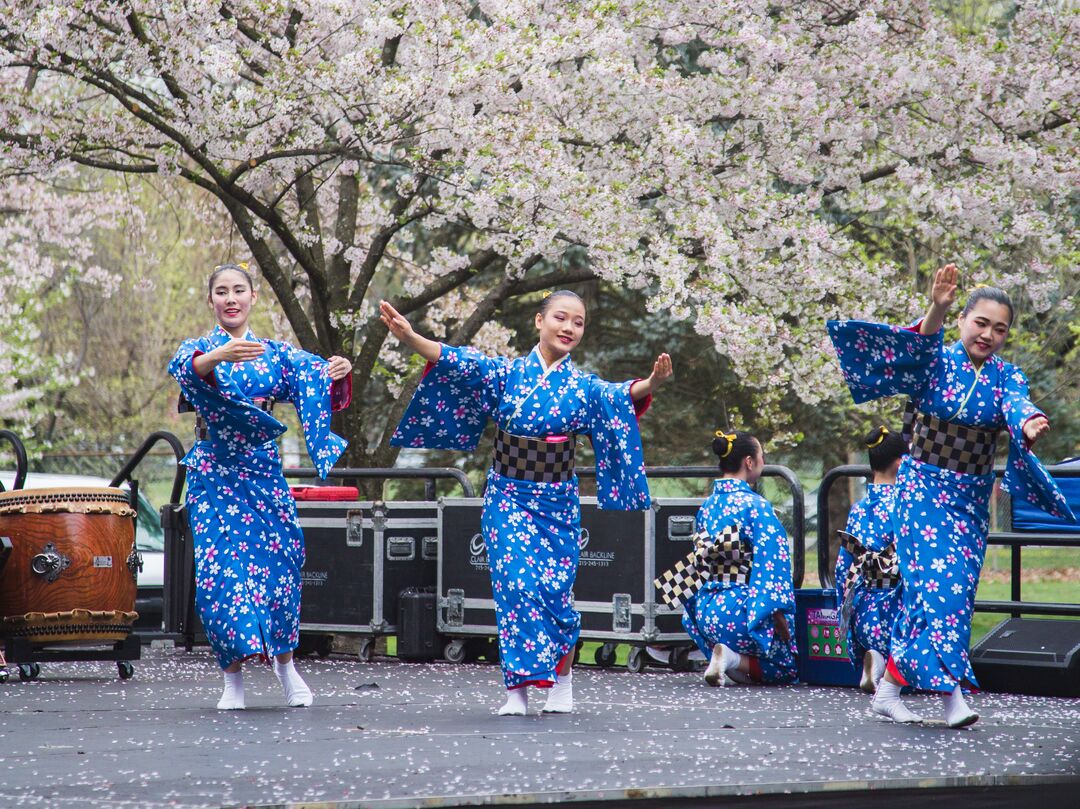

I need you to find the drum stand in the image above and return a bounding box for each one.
[2,634,140,681]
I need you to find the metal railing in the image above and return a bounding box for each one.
[0,430,29,491]
[816,464,1080,618]
[577,464,807,588]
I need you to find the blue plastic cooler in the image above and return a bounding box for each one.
[794,588,861,687]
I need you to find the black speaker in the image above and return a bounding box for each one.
[971,618,1080,697]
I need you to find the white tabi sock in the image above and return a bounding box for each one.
[645,646,671,664]
[542,668,573,714]
[217,670,245,710]
[870,678,922,723]
[944,684,979,728]
[704,643,741,687]
[861,650,886,694]
[497,687,528,716]
[273,659,314,707]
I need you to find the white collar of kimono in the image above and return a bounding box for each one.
[531,344,569,374]
[211,324,257,342]
[506,347,570,428]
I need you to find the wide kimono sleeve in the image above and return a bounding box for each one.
[583,377,651,511]
[827,319,943,404]
[169,338,286,457]
[745,499,797,656]
[390,344,508,452]
[999,364,1076,522]
[278,342,349,480]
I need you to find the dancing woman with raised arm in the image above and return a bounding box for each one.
[828,264,1075,727]
[381,292,671,715]
[170,263,352,710]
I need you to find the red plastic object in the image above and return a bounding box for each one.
[290,486,360,501]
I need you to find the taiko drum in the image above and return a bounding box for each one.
[0,487,139,642]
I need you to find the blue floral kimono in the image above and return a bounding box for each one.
[834,484,904,666]
[391,344,651,688]
[681,479,798,684]
[828,318,1075,692]
[169,325,349,669]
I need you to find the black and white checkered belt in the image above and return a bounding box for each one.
[653,526,752,609]
[840,532,900,591]
[491,427,575,484]
[193,397,277,441]
[909,410,997,476]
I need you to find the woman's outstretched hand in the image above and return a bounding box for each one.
[379,300,442,363]
[650,353,673,387]
[326,356,352,381]
[630,353,674,402]
[1023,415,1050,446]
[215,339,266,363]
[380,301,415,343]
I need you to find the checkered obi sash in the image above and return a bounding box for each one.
[837,529,900,637]
[491,427,576,484]
[178,395,279,441]
[909,409,997,476]
[653,525,751,609]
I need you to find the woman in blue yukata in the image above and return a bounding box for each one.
[834,425,908,694]
[682,431,798,687]
[380,292,672,715]
[829,264,1075,727]
[170,263,352,710]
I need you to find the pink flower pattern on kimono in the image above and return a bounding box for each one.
[828,318,1075,692]
[391,344,652,688]
[169,325,349,669]
[681,479,798,684]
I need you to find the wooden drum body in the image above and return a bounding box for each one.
[0,487,140,642]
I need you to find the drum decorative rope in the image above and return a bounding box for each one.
[0,487,140,642]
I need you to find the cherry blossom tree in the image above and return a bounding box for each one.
[1,1,1075,466]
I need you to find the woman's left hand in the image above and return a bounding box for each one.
[326,356,353,381]
[1023,415,1050,445]
[649,353,673,387]
[773,612,791,643]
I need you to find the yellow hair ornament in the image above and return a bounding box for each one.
[714,430,737,457]
[238,261,249,271]
[867,426,888,448]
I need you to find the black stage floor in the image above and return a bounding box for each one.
[0,647,1077,808]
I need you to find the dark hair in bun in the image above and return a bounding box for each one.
[712,430,760,474]
[863,425,908,472]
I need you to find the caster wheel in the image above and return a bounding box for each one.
[572,640,583,666]
[626,646,646,674]
[484,639,500,663]
[0,668,8,683]
[671,646,692,672]
[19,663,40,682]
[118,661,135,680]
[594,643,617,668]
[444,639,467,664]
[316,636,333,658]
[357,638,374,662]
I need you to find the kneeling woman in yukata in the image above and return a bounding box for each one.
[170,263,352,710]
[834,425,908,694]
[380,292,671,715]
[679,431,798,686]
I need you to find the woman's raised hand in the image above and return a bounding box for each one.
[931,263,959,309]
[326,356,353,381]
[214,339,266,363]
[379,301,415,343]
[650,353,674,387]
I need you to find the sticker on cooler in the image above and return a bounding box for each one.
[806,607,847,660]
